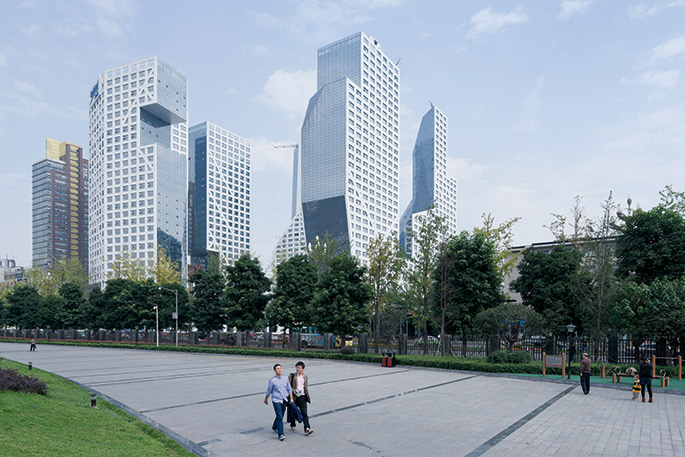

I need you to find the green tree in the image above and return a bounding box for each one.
[310,253,372,336]
[97,279,154,330]
[25,258,89,296]
[307,232,343,277]
[475,303,543,352]
[616,206,685,285]
[109,251,147,282]
[6,285,42,329]
[153,282,189,330]
[58,282,86,328]
[365,234,405,352]
[39,294,66,329]
[511,245,589,336]
[224,253,271,331]
[658,185,685,216]
[432,231,502,355]
[189,270,226,332]
[473,213,521,284]
[402,208,448,355]
[268,254,317,335]
[81,287,103,329]
[645,278,685,354]
[151,246,181,285]
[609,281,652,361]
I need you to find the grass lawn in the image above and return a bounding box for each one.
[0,358,195,457]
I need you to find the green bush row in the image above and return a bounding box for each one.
[1,338,680,378]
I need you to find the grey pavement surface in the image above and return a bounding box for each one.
[2,342,684,457]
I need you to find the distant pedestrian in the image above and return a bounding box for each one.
[632,375,641,401]
[264,363,293,441]
[288,361,313,435]
[29,338,36,351]
[639,357,653,403]
[580,353,591,394]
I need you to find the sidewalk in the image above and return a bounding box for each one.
[2,342,684,456]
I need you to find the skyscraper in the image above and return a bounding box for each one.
[32,138,88,270]
[188,121,251,269]
[296,32,400,264]
[399,105,458,258]
[88,57,188,286]
[274,145,307,262]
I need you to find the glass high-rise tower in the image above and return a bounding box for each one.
[399,105,458,258]
[188,121,251,269]
[88,57,188,286]
[294,32,400,264]
[32,138,89,270]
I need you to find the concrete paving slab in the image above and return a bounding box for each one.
[2,342,684,456]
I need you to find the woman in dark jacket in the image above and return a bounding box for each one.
[639,357,653,403]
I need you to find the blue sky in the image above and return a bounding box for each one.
[1,0,685,270]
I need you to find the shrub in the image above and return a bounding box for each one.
[0,368,48,394]
[506,351,533,364]
[339,347,354,355]
[487,349,508,364]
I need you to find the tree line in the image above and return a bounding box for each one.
[2,187,685,360]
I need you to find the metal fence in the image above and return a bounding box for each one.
[1,328,682,366]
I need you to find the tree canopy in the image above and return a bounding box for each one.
[224,253,271,331]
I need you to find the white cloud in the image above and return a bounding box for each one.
[621,70,680,91]
[651,35,685,60]
[557,1,593,20]
[255,68,316,119]
[0,80,84,120]
[449,157,485,182]
[467,6,529,38]
[627,1,685,19]
[82,0,139,38]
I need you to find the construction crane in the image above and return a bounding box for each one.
[273,144,298,149]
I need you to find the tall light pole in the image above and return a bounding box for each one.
[159,287,179,346]
[566,323,576,380]
[153,305,159,347]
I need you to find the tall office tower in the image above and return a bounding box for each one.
[298,32,400,264]
[88,57,188,286]
[399,105,458,258]
[274,145,307,262]
[32,138,89,270]
[188,121,251,269]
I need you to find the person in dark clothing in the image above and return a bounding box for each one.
[580,353,591,394]
[639,357,653,403]
[288,361,313,435]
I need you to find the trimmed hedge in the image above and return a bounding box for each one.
[1,338,680,378]
[487,349,533,364]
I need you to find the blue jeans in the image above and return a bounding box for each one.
[272,401,285,436]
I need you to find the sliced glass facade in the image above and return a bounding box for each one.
[88,57,188,286]
[298,32,401,264]
[400,106,458,258]
[188,122,251,269]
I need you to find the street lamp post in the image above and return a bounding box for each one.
[153,305,159,347]
[159,287,179,347]
[566,323,576,380]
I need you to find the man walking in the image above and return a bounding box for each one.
[580,352,591,394]
[264,363,293,441]
[289,361,313,435]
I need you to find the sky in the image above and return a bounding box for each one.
[1,0,685,271]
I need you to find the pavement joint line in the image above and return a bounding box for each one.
[464,385,577,457]
[139,369,412,413]
[240,374,478,435]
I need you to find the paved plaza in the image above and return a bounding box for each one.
[1,342,684,456]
